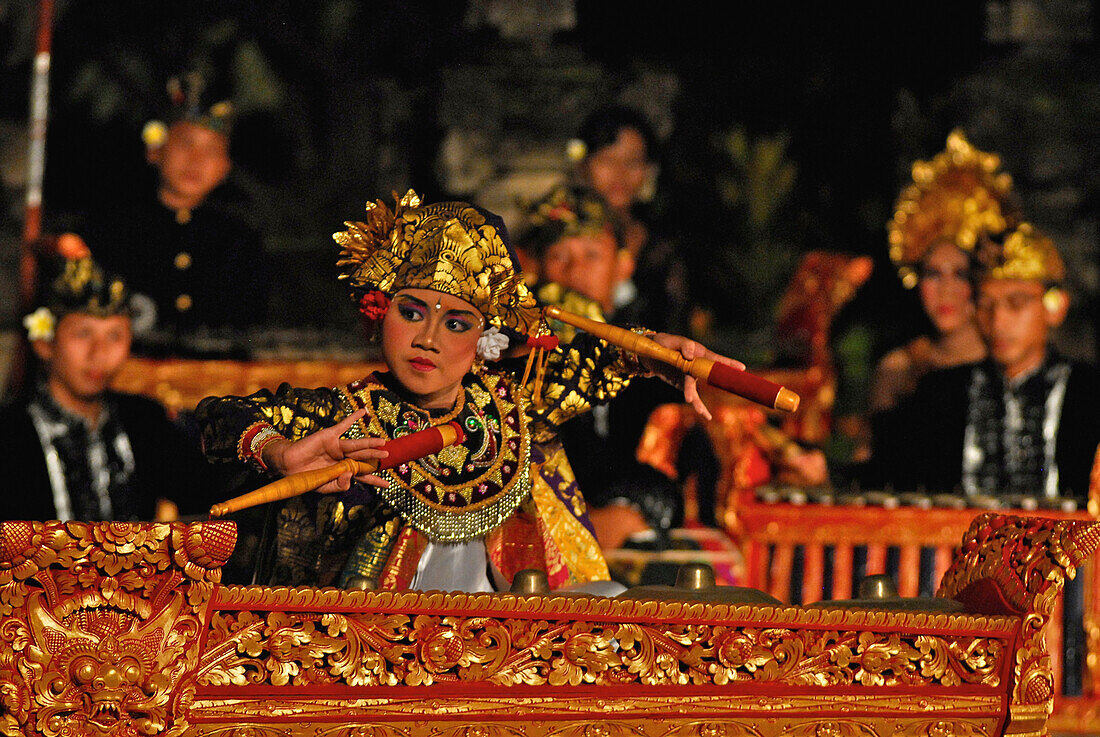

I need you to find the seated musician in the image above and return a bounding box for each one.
[521,186,825,546]
[520,184,694,548]
[871,223,1100,503]
[0,250,214,522]
[194,190,740,591]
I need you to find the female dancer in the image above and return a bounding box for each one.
[196,190,739,592]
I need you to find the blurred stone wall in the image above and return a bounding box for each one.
[435,0,678,234]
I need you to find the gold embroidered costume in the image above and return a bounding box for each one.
[197,191,646,590]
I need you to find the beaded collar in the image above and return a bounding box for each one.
[338,369,532,542]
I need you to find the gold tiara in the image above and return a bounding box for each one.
[888,129,1019,288]
[335,189,539,334]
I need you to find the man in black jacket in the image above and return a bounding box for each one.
[1,253,213,521]
[84,72,267,337]
[872,223,1099,503]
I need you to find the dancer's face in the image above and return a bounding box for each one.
[381,288,484,409]
[918,241,974,336]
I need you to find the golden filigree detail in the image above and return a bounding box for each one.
[335,190,538,334]
[40,256,131,319]
[664,724,763,737]
[187,693,1001,724]
[774,722,879,737]
[210,585,1023,631]
[0,520,235,737]
[892,720,990,737]
[976,222,1064,284]
[3,517,1095,737]
[937,514,1100,733]
[545,723,646,737]
[198,589,1010,692]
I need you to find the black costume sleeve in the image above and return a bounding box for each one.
[194,383,344,464]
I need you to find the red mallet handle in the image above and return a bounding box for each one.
[210,421,466,517]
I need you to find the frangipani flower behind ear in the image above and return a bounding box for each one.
[24,307,56,341]
[142,120,168,149]
[476,326,510,361]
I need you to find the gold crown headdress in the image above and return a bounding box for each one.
[976,223,1064,284]
[335,190,539,335]
[888,129,1020,288]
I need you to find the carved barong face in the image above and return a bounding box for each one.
[0,521,234,737]
[26,594,183,737]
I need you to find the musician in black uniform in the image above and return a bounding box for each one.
[871,223,1100,697]
[84,72,267,338]
[872,224,1100,504]
[520,186,824,550]
[0,253,214,522]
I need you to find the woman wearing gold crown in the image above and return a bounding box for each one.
[870,130,1021,417]
[195,190,739,592]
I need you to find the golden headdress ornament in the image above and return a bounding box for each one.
[976,222,1064,285]
[888,129,1020,288]
[42,256,129,318]
[335,189,539,334]
[143,72,233,148]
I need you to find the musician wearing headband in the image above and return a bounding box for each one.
[521,185,689,546]
[195,190,739,591]
[872,223,1100,502]
[83,71,267,335]
[0,252,213,522]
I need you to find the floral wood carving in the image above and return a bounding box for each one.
[0,521,235,737]
[936,513,1100,733]
[197,588,1015,692]
[1,516,1093,737]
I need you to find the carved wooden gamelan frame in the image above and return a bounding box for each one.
[1,515,1096,737]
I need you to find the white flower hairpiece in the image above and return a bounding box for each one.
[476,326,509,361]
[128,293,158,337]
[24,307,56,341]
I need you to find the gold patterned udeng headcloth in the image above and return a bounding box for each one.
[335,190,539,333]
[977,223,1065,285]
[888,129,1020,288]
[25,256,131,340]
[41,257,130,318]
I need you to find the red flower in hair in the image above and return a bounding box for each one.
[358,290,391,321]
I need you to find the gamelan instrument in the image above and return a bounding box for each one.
[1,514,1095,736]
[208,420,465,517]
[543,304,799,412]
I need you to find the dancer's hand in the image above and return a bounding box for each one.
[261,409,389,493]
[646,334,745,421]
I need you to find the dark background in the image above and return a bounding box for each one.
[1,1,1097,371]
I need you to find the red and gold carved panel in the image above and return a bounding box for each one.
[1,515,1095,737]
